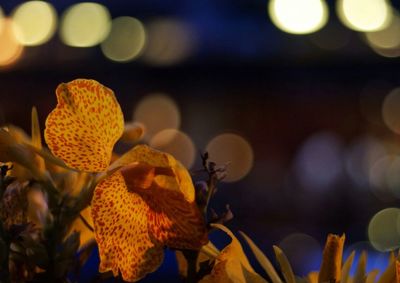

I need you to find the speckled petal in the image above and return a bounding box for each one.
[44,79,124,172]
[111,144,195,202]
[121,163,208,250]
[91,171,164,282]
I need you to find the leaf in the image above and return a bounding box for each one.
[341,251,355,283]
[31,107,42,149]
[0,129,44,180]
[353,251,367,283]
[25,144,74,172]
[239,231,283,283]
[273,245,296,283]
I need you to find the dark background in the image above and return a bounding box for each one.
[1,0,400,281]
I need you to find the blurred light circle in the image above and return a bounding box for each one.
[345,136,386,188]
[337,0,392,32]
[368,208,400,251]
[0,19,24,67]
[0,6,6,34]
[359,81,392,125]
[268,0,328,34]
[11,1,57,46]
[101,16,146,62]
[382,88,400,134]
[60,2,111,47]
[294,132,343,191]
[369,155,395,201]
[143,18,196,66]
[386,157,400,198]
[133,94,180,140]
[150,129,196,168]
[366,13,400,50]
[206,133,254,182]
[279,233,322,274]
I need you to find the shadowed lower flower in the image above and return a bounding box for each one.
[44,79,208,282]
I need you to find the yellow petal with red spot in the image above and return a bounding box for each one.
[110,144,195,202]
[120,163,208,249]
[45,79,124,172]
[91,171,164,282]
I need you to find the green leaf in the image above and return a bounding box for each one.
[273,245,296,283]
[341,251,355,283]
[239,231,283,283]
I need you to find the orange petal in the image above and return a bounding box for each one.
[120,162,208,250]
[318,234,345,283]
[45,79,124,172]
[200,224,267,283]
[111,144,195,202]
[92,171,164,282]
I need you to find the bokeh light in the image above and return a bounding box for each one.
[60,2,111,47]
[133,93,180,140]
[143,18,196,66]
[359,81,392,125]
[337,0,392,32]
[268,0,328,35]
[278,233,322,274]
[345,136,386,188]
[150,129,196,168]
[0,19,24,67]
[368,155,396,201]
[294,132,343,191]
[368,208,400,251]
[382,88,400,134]
[205,133,254,182]
[11,1,57,46]
[365,13,400,58]
[101,17,146,62]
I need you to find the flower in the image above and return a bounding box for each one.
[44,79,208,282]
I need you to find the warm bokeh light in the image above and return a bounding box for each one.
[368,208,400,251]
[294,132,343,191]
[345,136,386,188]
[279,233,321,274]
[368,155,396,201]
[11,1,57,46]
[382,88,400,134]
[365,13,400,58]
[60,2,111,47]
[143,18,196,66]
[337,0,392,32]
[150,129,196,168]
[268,0,328,34]
[133,93,180,140]
[0,6,4,33]
[0,19,24,67]
[205,133,254,182]
[101,17,146,62]
[366,14,400,50]
[120,122,145,143]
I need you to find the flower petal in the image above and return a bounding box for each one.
[120,162,208,250]
[200,224,267,283]
[91,171,163,282]
[318,234,345,283]
[44,79,124,172]
[111,144,195,202]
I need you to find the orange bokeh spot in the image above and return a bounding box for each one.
[0,19,23,67]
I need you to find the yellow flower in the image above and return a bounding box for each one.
[44,79,208,282]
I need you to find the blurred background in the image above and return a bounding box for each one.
[1,0,400,281]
